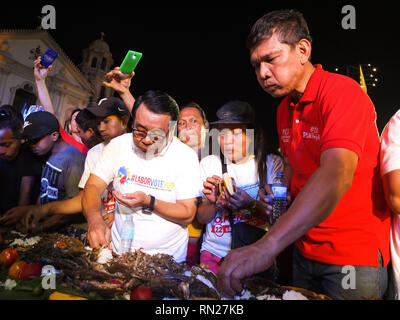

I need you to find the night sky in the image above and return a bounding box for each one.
[1,2,399,148]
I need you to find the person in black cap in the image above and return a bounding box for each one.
[196,100,284,275]
[86,97,131,143]
[2,111,85,231]
[20,97,130,232]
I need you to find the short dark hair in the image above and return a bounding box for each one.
[132,90,179,122]
[247,9,312,51]
[75,109,101,136]
[0,105,23,138]
[180,102,208,124]
[70,108,82,120]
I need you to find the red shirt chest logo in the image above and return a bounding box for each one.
[302,126,321,141]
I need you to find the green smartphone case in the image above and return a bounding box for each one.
[120,50,143,74]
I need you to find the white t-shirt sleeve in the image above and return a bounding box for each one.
[200,156,223,182]
[78,148,98,189]
[381,110,400,176]
[92,140,119,185]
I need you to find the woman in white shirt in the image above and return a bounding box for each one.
[197,101,284,275]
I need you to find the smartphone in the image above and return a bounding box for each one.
[40,49,58,68]
[120,50,143,74]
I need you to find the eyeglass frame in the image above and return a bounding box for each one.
[132,127,170,143]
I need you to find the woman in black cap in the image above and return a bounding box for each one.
[196,100,284,276]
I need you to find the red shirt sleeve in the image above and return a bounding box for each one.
[319,77,375,158]
[59,125,89,156]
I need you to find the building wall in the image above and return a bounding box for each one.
[0,30,94,127]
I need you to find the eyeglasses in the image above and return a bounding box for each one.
[132,128,168,142]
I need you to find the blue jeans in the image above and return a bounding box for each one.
[292,246,388,300]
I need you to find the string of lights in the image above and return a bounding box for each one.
[333,64,379,90]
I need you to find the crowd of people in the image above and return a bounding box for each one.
[0,9,399,300]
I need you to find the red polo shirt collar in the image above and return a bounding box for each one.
[289,64,323,108]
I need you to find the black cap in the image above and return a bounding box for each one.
[22,111,60,141]
[210,101,256,125]
[86,97,130,119]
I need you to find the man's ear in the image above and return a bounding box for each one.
[205,121,210,130]
[51,131,60,142]
[121,115,130,129]
[297,39,312,64]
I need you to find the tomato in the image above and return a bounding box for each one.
[19,263,42,280]
[9,261,27,278]
[56,242,67,248]
[0,248,18,266]
[130,286,153,300]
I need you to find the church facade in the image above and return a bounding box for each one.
[0,29,114,128]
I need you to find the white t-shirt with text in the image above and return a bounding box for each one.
[199,154,284,259]
[92,134,202,263]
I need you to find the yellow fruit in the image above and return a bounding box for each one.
[49,291,88,300]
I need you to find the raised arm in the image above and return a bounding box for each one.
[33,57,56,115]
[103,67,135,113]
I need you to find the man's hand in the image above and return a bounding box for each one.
[103,67,134,95]
[112,191,148,209]
[21,205,49,231]
[227,189,254,211]
[103,212,115,229]
[34,57,52,82]
[87,218,111,249]
[0,206,33,227]
[217,241,276,299]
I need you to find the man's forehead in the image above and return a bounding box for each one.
[134,105,172,131]
[0,128,15,141]
[250,35,286,60]
[179,108,203,120]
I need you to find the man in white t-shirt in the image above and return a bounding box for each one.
[83,90,202,262]
[381,109,400,299]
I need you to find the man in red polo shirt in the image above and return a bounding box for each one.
[217,9,390,300]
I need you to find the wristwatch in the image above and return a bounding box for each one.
[142,195,155,215]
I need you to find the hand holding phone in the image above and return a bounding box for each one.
[40,49,58,68]
[120,50,142,74]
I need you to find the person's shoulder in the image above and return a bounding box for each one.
[63,144,85,162]
[170,137,198,158]
[200,154,220,167]
[108,133,132,146]
[390,109,400,123]
[320,67,364,94]
[86,142,106,159]
[382,109,400,135]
